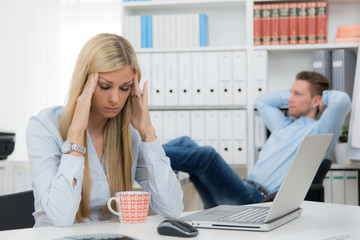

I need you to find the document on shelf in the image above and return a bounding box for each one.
[205,51,219,105]
[176,111,191,138]
[253,50,268,103]
[232,51,247,105]
[219,51,233,105]
[163,111,177,144]
[164,53,178,106]
[151,53,165,106]
[178,52,192,106]
[233,110,247,165]
[149,111,163,144]
[191,52,206,105]
[205,110,219,152]
[219,110,233,164]
[137,53,152,104]
[190,110,205,146]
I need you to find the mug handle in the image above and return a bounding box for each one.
[107,197,123,223]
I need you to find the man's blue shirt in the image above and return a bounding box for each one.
[248,90,351,193]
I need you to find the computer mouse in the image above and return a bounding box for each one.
[157,219,199,238]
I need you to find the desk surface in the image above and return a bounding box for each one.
[0,201,359,240]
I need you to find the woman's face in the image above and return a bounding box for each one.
[90,65,135,120]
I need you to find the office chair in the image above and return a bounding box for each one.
[0,190,35,231]
[262,159,332,202]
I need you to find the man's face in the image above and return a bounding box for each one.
[288,80,315,120]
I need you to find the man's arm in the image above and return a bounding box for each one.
[317,90,352,140]
[256,90,291,132]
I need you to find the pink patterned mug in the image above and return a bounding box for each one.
[107,191,151,223]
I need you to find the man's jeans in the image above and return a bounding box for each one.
[163,136,264,209]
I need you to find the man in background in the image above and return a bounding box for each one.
[163,71,352,209]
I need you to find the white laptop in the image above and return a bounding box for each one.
[180,133,333,231]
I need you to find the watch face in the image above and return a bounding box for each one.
[61,140,71,154]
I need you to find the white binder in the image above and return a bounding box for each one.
[205,51,219,105]
[191,52,206,106]
[178,52,192,106]
[176,111,191,138]
[331,171,345,204]
[163,111,177,144]
[193,13,200,48]
[323,172,332,203]
[233,110,247,165]
[205,110,219,152]
[219,52,233,105]
[191,110,205,146]
[164,53,178,106]
[150,111,163,143]
[151,53,165,106]
[232,51,247,105]
[152,15,160,49]
[137,53,152,104]
[345,171,359,205]
[254,111,267,164]
[253,51,268,103]
[219,110,233,164]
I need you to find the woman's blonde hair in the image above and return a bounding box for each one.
[59,33,141,222]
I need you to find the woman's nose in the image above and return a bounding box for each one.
[109,90,119,103]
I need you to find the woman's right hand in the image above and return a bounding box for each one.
[67,73,99,145]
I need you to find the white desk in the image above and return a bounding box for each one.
[0,201,359,240]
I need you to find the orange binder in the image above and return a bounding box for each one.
[298,2,308,44]
[254,4,263,45]
[307,2,317,44]
[289,3,298,44]
[279,3,290,45]
[262,4,272,45]
[271,4,280,45]
[317,1,328,43]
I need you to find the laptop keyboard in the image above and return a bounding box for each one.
[219,207,269,223]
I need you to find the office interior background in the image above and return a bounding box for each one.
[0,0,360,208]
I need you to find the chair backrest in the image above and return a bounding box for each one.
[261,159,333,203]
[0,190,35,231]
[311,159,332,184]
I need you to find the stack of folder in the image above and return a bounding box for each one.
[335,25,360,43]
[313,49,356,99]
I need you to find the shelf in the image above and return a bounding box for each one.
[136,46,248,53]
[0,160,8,168]
[150,106,247,111]
[123,0,246,11]
[254,43,359,52]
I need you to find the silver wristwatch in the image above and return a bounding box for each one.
[61,140,86,155]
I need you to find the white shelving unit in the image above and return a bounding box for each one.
[120,0,360,172]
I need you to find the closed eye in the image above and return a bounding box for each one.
[100,86,110,90]
[120,87,130,92]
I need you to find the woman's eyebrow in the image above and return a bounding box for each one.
[98,78,133,86]
[98,77,113,84]
[121,80,134,86]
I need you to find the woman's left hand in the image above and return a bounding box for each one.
[131,74,156,142]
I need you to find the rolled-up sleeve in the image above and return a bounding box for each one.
[134,137,184,218]
[26,108,84,227]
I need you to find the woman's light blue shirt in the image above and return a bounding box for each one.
[248,90,352,193]
[26,106,183,227]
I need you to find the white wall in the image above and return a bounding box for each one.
[0,0,121,161]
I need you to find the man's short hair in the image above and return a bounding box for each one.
[296,71,330,97]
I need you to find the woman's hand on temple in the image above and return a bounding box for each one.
[130,74,156,142]
[68,73,99,142]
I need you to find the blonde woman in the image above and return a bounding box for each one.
[26,33,183,227]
